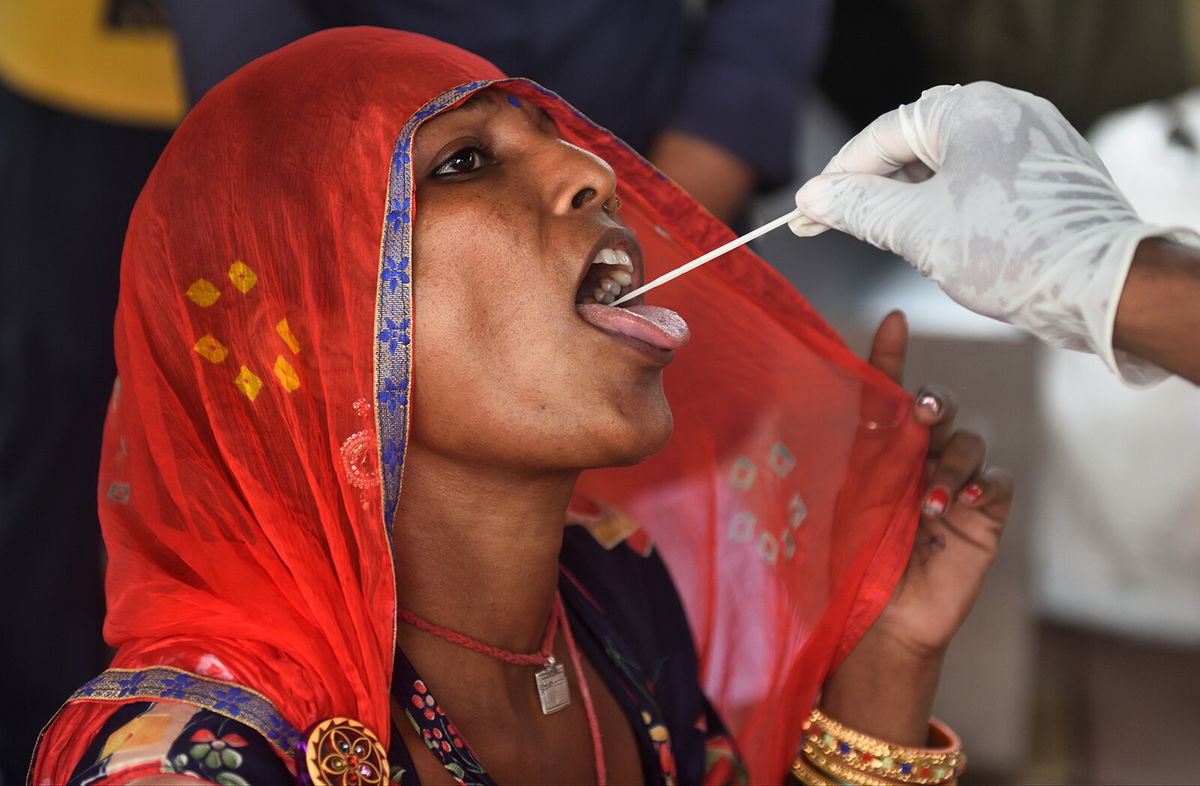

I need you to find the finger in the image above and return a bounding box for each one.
[824,85,959,176]
[956,466,1015,521]
[824,106,911,176]
[910,518,949,567]
[866,310,908,385]
[797,86,960,246]
[893,160,937,183]
[935,466,1013,556]
[921,430,986,518]
[793,171,913,235]
[912,384,958,452]
[793,171,932,254]
[787,215,831,237]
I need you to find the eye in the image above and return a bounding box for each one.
[433,146,490,177]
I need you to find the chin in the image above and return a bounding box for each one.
[594,406,674,469]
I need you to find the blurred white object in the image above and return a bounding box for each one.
[1033,90,1200,643]
[792,82,1200,385]
[1088,90,1200,228]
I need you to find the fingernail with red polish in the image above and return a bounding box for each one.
[923,486,950,517]
[959,483,984,504]
[916,393,941,416]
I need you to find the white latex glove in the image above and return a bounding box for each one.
[791,82,1198,386]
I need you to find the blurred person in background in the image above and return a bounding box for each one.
[0,1,183,782]
[165,0,832,225]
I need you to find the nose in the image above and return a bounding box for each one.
[549,139,617,217]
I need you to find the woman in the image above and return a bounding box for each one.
[30,28,1009,785]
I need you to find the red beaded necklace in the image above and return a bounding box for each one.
[396,602,560,666]
[396,593,607,785]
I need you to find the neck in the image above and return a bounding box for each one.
[391,444,579,655]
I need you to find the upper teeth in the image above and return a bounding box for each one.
[581,247,635,305]
[593,248,634,271]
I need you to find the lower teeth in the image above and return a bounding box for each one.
[582,273,626,306]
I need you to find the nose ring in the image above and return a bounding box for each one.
[602,195,621,214]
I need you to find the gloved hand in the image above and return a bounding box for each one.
[790,81,1198,385]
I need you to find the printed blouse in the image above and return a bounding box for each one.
[64,525,746,785]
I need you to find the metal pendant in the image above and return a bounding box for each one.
[534,656,571,715]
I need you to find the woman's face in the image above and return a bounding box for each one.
[408,89,683,473]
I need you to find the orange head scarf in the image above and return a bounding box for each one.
[32,27,926,783]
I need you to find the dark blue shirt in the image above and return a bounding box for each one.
[168,0,831,187]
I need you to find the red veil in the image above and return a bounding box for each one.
[31,28,926,784]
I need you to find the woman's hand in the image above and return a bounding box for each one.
[869,312,1013,657]
[820,311,1013,745]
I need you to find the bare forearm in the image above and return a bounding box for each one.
[648,130,755,224]
[1114,239,1200,385]
[819,627,944,747]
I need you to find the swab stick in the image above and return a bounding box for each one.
[610,207,804,307]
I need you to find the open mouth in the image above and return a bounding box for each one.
[572,228,690,357]
[574,232,641,306]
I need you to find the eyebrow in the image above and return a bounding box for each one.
[454,92,500,115]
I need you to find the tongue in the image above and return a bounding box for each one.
[576,303,690,351]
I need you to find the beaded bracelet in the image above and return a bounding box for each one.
[801,742,906,786]
[799,744,958,786]
[790,753,839,786]
[793,750,898,786]
[802,707,965,785]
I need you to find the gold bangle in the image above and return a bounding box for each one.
[791,754,838,786]
[803,742,905,786]
[803,707,965,784]
[809,707,964,763]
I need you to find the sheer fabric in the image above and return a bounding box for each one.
[31,27,926,784]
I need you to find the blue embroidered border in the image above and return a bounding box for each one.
[373,79,491,531]
[69,667,300,755]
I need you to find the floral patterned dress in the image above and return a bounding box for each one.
[63,525,746,785]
